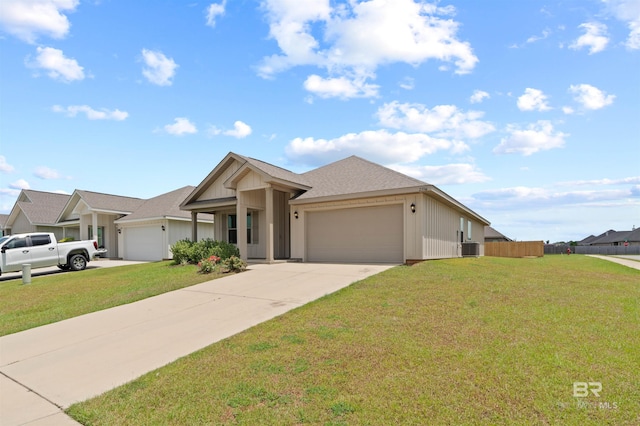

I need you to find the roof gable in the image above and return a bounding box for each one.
[117,186,213,223]
[59,190,145,222]
[7,190,71,226]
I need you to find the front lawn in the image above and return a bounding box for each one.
[68,256,639,425]
[0,262,220,336]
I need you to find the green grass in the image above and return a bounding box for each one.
[67,256,640,425]
[0,262,221,336]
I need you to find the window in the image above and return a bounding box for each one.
[227,213,257,245]
[88,226,105,247]
[6,237,28,249]
[30,234,51,246]
[228,215,237,244]
[467,220,472,241]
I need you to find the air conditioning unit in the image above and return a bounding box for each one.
[462,242,480,257]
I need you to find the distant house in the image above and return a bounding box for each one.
[3,190,71,238]
[181,152,490,264]
[0,214,9,236]
[3,187,215,262]
[57,190,146,258]
[115,186,214,261]
[588,228,640,247]
[484,226,512,243]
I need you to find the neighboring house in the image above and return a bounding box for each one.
[0,214,9,236]
[181,152,490,264]
[3,190,71,238]
[588,228,640,246]
[56,190,146,258]
[484,226,512,242]
[115,186,214,261]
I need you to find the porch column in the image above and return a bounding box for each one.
[265,186,274,263]
[92,212,98,245]
[237,193,247,260]
[191,212,198,242]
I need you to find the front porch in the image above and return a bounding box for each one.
[187,187,294,263]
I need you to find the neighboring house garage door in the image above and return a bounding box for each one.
[306,204,404,263]
[124,226,163,261]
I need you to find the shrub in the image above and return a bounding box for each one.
[197,255,221,274]
[171,239,241,265]
[171,239,193,265]
[221,256,247,273]
[58,237,75,243]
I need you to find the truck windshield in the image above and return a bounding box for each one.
[0,236,9,246]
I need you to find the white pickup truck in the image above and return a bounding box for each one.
[0,232,105,275]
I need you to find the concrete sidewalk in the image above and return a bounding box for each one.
[587,255,640,270]
[0,262,393,426]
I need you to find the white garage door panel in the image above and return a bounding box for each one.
[124,227,163,261]
[306,204,403,263]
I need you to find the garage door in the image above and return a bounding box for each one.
[124,226,163,261]
[306,204,404,263]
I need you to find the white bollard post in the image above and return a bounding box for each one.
[22,264,31,285]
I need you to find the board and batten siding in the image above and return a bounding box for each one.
[421,195,464,259]
[198,159,242,201]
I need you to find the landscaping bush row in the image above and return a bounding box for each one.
[170,239,246,273]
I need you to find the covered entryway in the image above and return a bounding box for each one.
[123,226,163,261]
[306,204,404,263]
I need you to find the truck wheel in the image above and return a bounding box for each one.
[69,254,87,271]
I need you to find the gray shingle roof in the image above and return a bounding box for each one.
[484,226,512,241]
[75,190,145,213]
[119,187,213,222]
[296,155,427,200]
[19,190,71,225]
[237,154,311,187]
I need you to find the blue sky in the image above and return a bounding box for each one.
[1,0,638,243]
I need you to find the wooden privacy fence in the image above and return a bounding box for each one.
[485,241,544,258]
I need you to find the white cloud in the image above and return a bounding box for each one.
[34,166,62,179]
[603,0,640,49]
[52,105,128,120]
[259,0,477,96]
[562,106,575,115]
[472,185,638,211]
[0,0,78,43]
[568,84,615,110]
[285,129,463,166]
[303,74,379,99]
[517,88,551,111]
[205,1,226,27]
[141,49,178,86]
[389,163,491,185]
[224,121,252,138]
[494,120,568,156]
[469,90,490,104]
[557,176,640,186]
[10,179,30,190]
[0,156,15,173]
[28,46,84,82]
[376,101,495,140]
[526,28,551,44]
[399,77,415,90]
[164,117,197,136]
[569,22,609,54]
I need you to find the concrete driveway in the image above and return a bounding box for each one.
[0,262,394,425]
